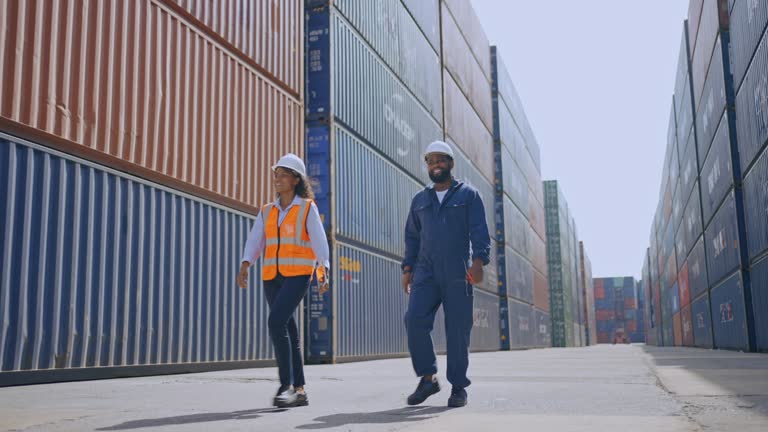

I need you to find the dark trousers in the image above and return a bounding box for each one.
[264,274,310,387]
[404,274,474,389]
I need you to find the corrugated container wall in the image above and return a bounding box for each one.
[167,0,304,94]
[0,135,277,378]
[0,0,304,215]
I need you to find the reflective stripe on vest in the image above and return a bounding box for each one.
[262,199,317,280]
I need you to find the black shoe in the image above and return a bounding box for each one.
[295,391,309,406]
[407,377,441,406]
[272,385,290,407]
[447,387,467,408]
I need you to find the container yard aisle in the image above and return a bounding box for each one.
[2,345,766,431]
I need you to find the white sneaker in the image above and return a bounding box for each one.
[275,388,300,408]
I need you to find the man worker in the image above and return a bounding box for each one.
[401,140,491,408]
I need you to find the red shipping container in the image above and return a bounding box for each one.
[682,305,694,346]
[626,320,638,333]
[624,298,637,310]
[597,332,610,344]
[596,310,614,321]
[678,261,691,307]
[533,270,550,312]
[595,278,605,299]
[673,313,683,346]
[0,0,304,215]
[167,0,304,95]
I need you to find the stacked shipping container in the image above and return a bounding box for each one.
[0,0,588,385]
[491,47,550,350]
[643,0,764,352]
[580,242,597,345]
[0,0,306,383]
[543,181,588,347]
[593,277,645,343]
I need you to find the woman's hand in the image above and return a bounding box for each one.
[237,262,250,288]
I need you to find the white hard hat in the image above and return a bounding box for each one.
[424,140,454,159]
[272,153,307,178]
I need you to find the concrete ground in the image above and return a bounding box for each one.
[1,344,767,431]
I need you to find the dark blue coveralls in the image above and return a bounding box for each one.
[402,179,491,389]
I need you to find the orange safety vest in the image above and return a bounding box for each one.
[261,199,324,282]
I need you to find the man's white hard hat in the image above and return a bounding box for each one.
[424,140,454,159]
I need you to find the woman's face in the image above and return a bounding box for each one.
[273,167,300,194]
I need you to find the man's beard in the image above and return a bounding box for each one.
[429,168,451,183]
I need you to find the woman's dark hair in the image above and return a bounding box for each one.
[293,171,315,200]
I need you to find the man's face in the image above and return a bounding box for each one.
[425,154,453,183]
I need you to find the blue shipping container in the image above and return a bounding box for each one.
[334,125,421,258]
[729,0,768,92]
[688,235,711,300]
[701,111,735,226]
[695,37,727,166]
[704,192,744,287]
[678,127,699,210]
[683,181,704,257]
[735,24,768,177]
[749,255,768,351]
[335,242,409,358]
[743,147,768,263]
[0,135,276,375]
[692,292,714,348]
[709,272,750,350]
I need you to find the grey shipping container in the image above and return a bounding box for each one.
[441,0,492,81]
[735,24,768,178]
[688,235,711,300]
[505,246,534,305]
[749,255,768,351]
[695,37,727,166]
[500,145,530,219]
[503,196,531,258]
[308,9,442,183]
[700,111,735,226]
[443,70,495,182]
[508,299,535,349]
[534,309,551,348]
[0,134,278,383]
[682,182,704,259]
[704,192,744,287]
[743,147,768,262]
[709,272,750,351]
[728,0,768,92]
[692,292,715,348]
[401,0,441,52]
[678,127,699,210]
[333,0,443,122]
[470,289,502,352]
[440,3,493,132]
[690,0,723,110]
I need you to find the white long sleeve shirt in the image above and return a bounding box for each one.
[241,195,330,271]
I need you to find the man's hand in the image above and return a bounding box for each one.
[237,262,250,288]
[468,260,484,285]
[402,270,413,294]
